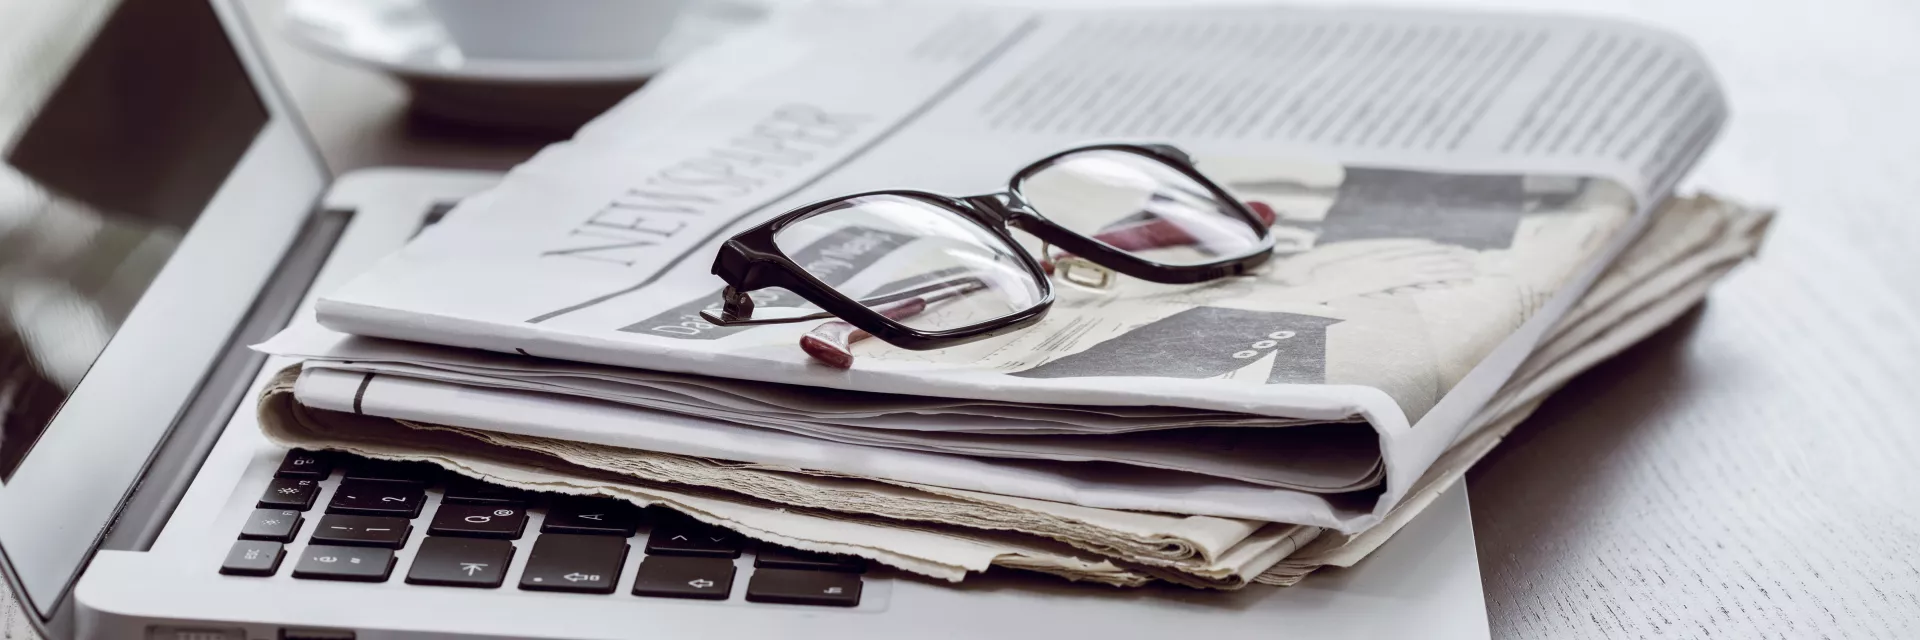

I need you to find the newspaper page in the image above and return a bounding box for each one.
[257,3,1728,533]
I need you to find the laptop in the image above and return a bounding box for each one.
[0,0,1491,638]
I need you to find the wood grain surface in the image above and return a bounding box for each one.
[1457,0,1920,637]
[22,1,1907,639]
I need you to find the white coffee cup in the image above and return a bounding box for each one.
[423,0,692,62]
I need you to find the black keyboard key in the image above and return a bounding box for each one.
[442,478,526,506]
[257,478,319,511]
[406,537,514,588]
[274,449,333,480]
[238,508,305,543]
[645,519,743,558]
[341,459,438,486]
[310,514,413,549]
[292,545,394,582]
[755,546,866,573]
[428,503,527,539]
[631,556,735,600]
[542,497,641,537]
[519,534,627,594]
[219,540,284,576]
[746,568,863,607]
[327,480,426,517]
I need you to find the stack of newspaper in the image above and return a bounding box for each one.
[255,3,1769,588]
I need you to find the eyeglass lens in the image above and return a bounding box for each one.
[771,194,1045,333]
[1017,149,1263,266]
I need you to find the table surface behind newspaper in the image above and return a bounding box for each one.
[78,1,1905,639]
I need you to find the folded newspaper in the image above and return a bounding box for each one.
[255,3,1766,587]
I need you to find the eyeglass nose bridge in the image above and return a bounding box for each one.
[959,193,1025,225]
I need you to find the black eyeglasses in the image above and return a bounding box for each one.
[699,143,1275,353]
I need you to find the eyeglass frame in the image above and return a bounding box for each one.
[698,142,1276,351]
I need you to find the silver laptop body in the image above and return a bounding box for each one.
[0,1,1489,638]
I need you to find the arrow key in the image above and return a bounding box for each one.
[632,556,735,600]
[406,537,514,588]
[644,517,743,558]
[519,533,627,594]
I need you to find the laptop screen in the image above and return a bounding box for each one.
[0,0,266,481]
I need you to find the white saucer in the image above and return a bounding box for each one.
[282,0,770,129]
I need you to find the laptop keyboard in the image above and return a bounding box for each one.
[221,450,866,607]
